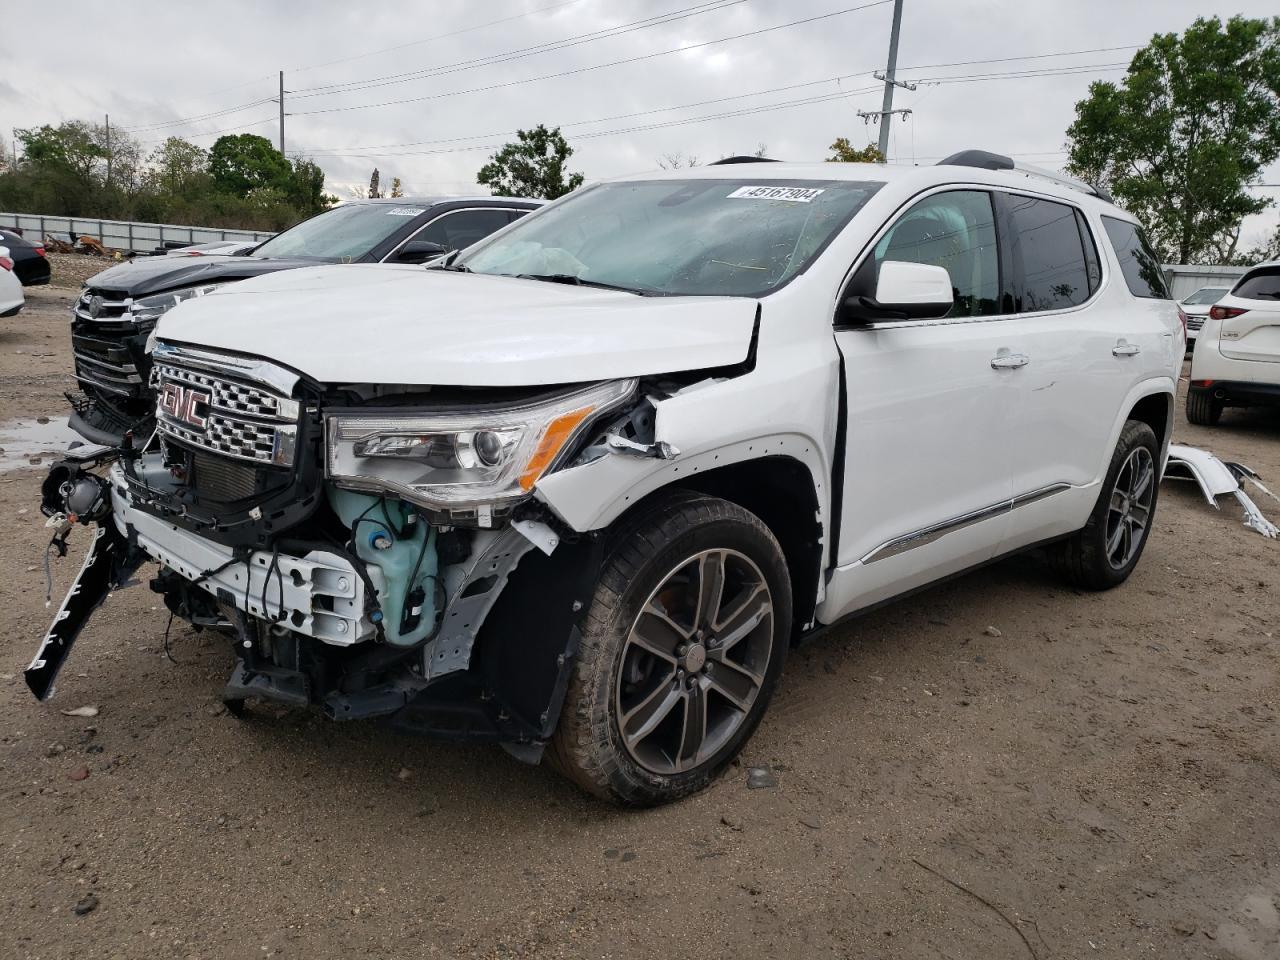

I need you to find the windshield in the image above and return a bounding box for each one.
[455,178,882,296]
[252,203,426,261]
[1181,287,1229,305]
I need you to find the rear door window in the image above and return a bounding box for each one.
[1101,217,1170,299]
[1003,195,1092,311]
[1233,267,1280,301]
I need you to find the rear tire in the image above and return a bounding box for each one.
[1053,420,1160,591]
[548,492,791,806]
[1185,390,1222,426]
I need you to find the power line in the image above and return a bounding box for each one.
[290,0,748,99]
[113,0,591,134]
[291,0,894,117]
[286,0,589,76]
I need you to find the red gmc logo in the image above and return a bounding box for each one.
[159,382,210,429]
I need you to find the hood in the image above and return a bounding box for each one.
[156,264,758,386]
[85,254,331,297]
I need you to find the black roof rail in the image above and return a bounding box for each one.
[936,150,1014,171]
[709,156,781,165]
[937,149,1113,203]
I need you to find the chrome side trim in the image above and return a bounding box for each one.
[860,482,1074,564]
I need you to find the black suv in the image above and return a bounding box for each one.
[69,196,542,444]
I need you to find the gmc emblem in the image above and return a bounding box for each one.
[159,382,210,429]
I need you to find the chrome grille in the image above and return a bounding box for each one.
[152,355,300,467]
[73,288,131,322]
[1187,316,1205,331]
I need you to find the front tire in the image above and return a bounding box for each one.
[1053,420,1160,591]
[548,492,791,806]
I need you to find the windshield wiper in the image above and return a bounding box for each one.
[515,273,647,295]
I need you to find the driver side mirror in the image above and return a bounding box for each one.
[393,240,448,265]
[839,260,954,325]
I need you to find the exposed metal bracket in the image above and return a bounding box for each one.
[606,433,680,460]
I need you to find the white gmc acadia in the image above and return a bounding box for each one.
[29,151,1183,805]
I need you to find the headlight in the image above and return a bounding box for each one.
[326,379,636,515]
[129,283,224,322]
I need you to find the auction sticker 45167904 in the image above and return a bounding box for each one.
[727,186,826,203]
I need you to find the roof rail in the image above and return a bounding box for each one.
[936,150,1113,203]
[709,155,781,165]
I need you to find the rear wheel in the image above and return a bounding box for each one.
[1185,390,1222,426]
[1053,420,1160,591]
[548,493,790,806]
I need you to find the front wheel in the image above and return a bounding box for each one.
[548,493,791,806]
[1052,420,1160,591]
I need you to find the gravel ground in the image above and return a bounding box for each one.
[1,286,1278,960]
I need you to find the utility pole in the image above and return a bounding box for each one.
[278,71,286,157]
[858,0,917,161]
[104,114,112,186]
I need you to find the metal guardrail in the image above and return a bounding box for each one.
[0,211,272,252]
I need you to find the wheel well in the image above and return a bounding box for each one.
[1126,392,1172,452]
[619,456,822,639]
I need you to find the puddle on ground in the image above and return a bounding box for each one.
[0,417,81,471]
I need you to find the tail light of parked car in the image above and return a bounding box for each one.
[33,246,46,259]
[1177,307,1188,339]
[1209,305,1248,321]
[0,256,13,272]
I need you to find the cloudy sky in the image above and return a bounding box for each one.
[2,0,1277,245]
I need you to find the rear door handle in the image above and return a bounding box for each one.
[990,353,1030,370]
[1112,341,1141,357]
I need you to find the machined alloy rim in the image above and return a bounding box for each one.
[614,548,774,776]
[1106,446,1154,570]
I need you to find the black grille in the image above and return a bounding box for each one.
[190,450,260,502]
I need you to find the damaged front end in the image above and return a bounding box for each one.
[28,342,642,759]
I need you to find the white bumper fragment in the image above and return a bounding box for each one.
[108,465,382,644]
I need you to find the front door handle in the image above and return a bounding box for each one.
[990,353,1030,370]
[1112,341,1141,357]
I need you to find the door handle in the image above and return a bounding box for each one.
[1112,341,1141,357]
[990,353,1030,370]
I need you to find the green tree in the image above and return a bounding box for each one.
[286,158,331,214]
[389,176,404,198]
[827,138,883,163]
[1066,16,1280,264]
[477,124,584,200]
[144,137,210,197]
[208,134,291,197]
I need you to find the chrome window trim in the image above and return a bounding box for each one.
[380,206,528,263]
[832,182,1112,332]
[859,482,1073,564]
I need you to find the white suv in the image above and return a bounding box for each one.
[1187,261,1280,424]
[30,152,1183,805]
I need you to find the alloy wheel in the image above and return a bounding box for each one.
[1105,446,1154,569]
[615,548,774,775]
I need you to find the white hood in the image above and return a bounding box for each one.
[156,264,758,386]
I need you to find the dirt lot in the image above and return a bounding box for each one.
[1,271,1278,960]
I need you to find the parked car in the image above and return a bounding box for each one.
[67,196,543,445]
[0,228,51,286]
[31,152,1181,805]
[1179,285,1231,345]
[0,246,24,316]
[1186,261,1280,424]
[160,239,261,257]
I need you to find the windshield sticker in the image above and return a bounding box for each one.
[385,207,421,216]
[727,186,825,203]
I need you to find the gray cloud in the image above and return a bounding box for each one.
[2,0,1276,243]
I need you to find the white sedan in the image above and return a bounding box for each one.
[0,245,25,317]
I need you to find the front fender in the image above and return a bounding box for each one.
[535,431,829,535]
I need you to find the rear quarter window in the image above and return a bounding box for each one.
[1233,267,1280,301]
[1101,216,1170,299]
